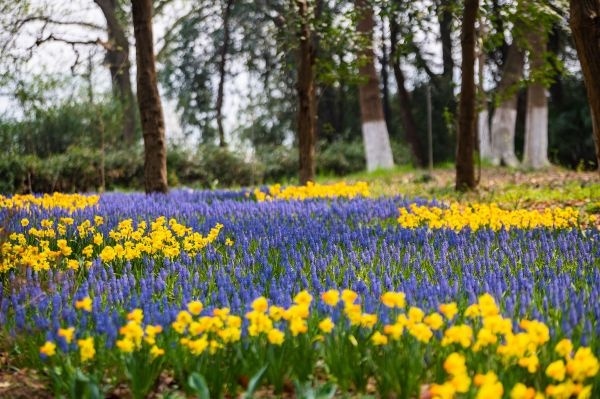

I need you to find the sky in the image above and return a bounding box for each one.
[0,0,249,147]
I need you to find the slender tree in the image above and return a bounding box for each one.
[215,0,233,148]
[295,0,317,184]
[356,0,394,171]
[523,27,550,169]
[389,13,425,167]
[131,0,168,193]
[570,0,600,171]
[490,43,524,167]
[94,0,137,144]
[456,0,479,191]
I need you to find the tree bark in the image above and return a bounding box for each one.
[437,0,455,81]
[379,14,391,130]
[456,0,478,191]
[389,16,425,167]
[215,0,233,148]
[477,19,492,160]
[94,0,136,144]
[295,0,316,184]
[356,0,394,171]
[570,0,600,171]
[490,43,524,167]
[523,29,550,169]
[131,0,168,193]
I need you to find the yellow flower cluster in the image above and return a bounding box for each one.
[172,301,242,355]
[1,216,222,272]
[116,309,165,359]
[0,193,98,212]
[397,203,582,231]
[253,181,370,202]
[40,328,95,363]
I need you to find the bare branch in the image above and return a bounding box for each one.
[17,15,104,31]
[29,33,110,51]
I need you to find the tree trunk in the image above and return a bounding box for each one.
[356,0,394,171]
[570,0,600,171]
[295,0,316,184]
[131,0,168,193]
[94,0,136,144]
[456,0,478,191]
[438,0,455,81]
[215,0,233,148]
[477,18,492,160]
[380,14,391,130]
[490,43,524,167]
[389,16,425,167]
[523,29,550,169]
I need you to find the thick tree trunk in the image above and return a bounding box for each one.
[131,0,168,193]
[94,0,136,144]
[389,17,425,167]
[490,43,524,167]
[523,30,550,169]
[215,0,233,148]
[356,0,394,171]
[296,0,316,184]
[456,0,478,191]
[570,0,600,171]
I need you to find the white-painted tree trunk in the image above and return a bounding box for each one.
[362,120,395,171]
[478,109,492,160]
[523,105,550,169]
[490,102,520,167]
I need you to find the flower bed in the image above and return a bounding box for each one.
[0,187,598,398]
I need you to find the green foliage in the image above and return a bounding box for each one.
[548,76,597,170]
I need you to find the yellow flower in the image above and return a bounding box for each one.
[546,360,566,381]
[40,341,56,357]
[408,323,433,343]
[77,337,95,362]
[150,345,165,359]
[408,306,425,323]
[269,305,285,321]
[555,338,573,358]
[371,331,388,346]
[438,302,458,320]
[380,291,406,308]
[187,300,204,316]
[75,297,93,312]
[267,329,285,345]
[293,290,313,306]
[289,317,307,336]
[444,352,467,376]
[424,312,444,330]
[116,338,135,353]
[464,303,481,318]
[318,317,335,334]
[225,238,234,246]
[58,327,75,344]
[359,313,377,328]
[442,324,473,348]
[341,289,358,305]
[429,382,456,399]
[99,246,116,262]
[383,323,404,340]
[510,383,537,399]
[451,373,471,394]
[566,347,599,381]
[127,308,144,324]
[518,354,540,373]
[66,259,80,270]
[20,218,29,227]
[251,297,269,313]
[321,289,340,306]
[478,293,500,317]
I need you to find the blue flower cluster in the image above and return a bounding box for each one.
[1,189,598,350]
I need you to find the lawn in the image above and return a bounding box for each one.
[0,167,599,398]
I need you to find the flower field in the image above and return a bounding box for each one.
[0,183,598,398]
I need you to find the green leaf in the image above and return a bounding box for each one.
[241,365,268,399]
[187,372,210,399]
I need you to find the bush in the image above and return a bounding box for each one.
[317,140,365,176]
